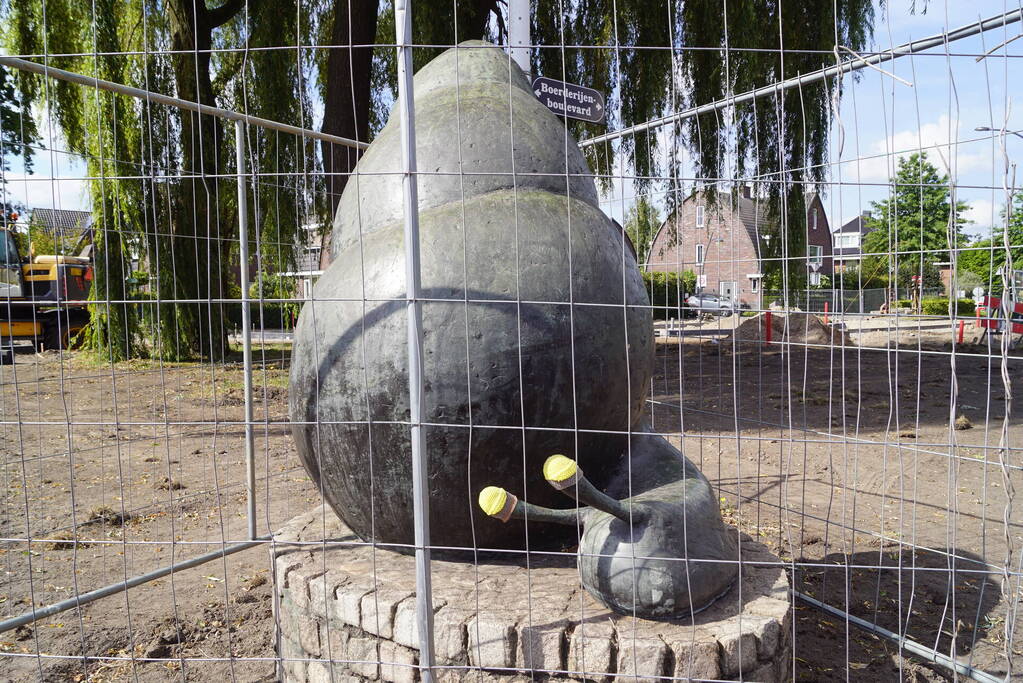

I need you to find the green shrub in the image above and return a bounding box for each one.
[642,270,696,320]
[920,298,976,316]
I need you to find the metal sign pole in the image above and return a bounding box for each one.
[508,0,531,75]
[235,119,257,541]
[393,1,436,679]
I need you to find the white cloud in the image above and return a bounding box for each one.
[2,173,89,212]
[963,197,998,229]
[842,114,990,184]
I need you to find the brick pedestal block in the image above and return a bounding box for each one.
[274,506,791,682]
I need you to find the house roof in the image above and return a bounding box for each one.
[832,212,874,257]
[735,195,772,253]
[650,190,773,258]
[30,208,93,236]
[837,212,872,235]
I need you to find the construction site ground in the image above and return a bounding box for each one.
[0,332,1018,681]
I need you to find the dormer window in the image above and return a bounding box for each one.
[696,205,705,228]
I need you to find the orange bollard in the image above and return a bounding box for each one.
[824,301,829,325]
[765,311,772,345]
[958,319,965,344]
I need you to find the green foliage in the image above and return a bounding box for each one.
[0,65,38,174]
[834,262,888,289]
[920,298,976,317]
[958,194,1023,292]
[947,268,984,294]
[249,271,302,321]
[643,270,695,320]
[624,197,660,268]
[958,239,996,288]
[6,0,309,361]
[862,152,969,282]
[367,0,503,137]
[9,228,29,259]
[27,221,83,257]
[527,1,874,207]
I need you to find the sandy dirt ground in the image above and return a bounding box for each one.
[0,329,1020,682]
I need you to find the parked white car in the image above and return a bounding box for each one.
[685,292,737,316]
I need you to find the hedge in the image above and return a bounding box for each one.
[642,270,696,320]
[920,298,976,316]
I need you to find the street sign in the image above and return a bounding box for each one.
[531,76,606,124]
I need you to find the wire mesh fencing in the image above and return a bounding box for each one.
[0,2,1020,682]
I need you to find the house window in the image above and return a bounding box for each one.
[812,208,819,231]
[696,243,705,265]
[750,277,760,294]
[835,233,859,249]
[696,205,705,227]
[808,244,823,265]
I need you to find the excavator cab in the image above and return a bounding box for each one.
[0,228,24,300]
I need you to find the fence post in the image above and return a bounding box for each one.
[394,0,437,679]
[235,119,257,541]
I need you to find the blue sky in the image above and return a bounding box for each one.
[825,1,1023,239]
[5,1,1021,243]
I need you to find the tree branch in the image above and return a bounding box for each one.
[207,0,248,29]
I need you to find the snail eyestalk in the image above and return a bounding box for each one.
[479,486,518,523]
[477,485,586,526]
[543,454,639,523]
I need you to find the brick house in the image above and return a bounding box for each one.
[831,211,874,272]
[645,187,833,306]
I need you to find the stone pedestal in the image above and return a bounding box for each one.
[274,506,791,682]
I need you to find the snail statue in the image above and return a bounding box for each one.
[480,445,738,618]
[290,40,651,553]
[290,40,740,615]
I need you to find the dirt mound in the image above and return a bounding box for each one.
[729,311,853,347]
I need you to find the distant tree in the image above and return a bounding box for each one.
[958,239,997,289]
[861,152,968,291]
[624,197,660,268]
[835,262,887,290]
[958,194,1023,292]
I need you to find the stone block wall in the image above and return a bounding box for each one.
[274,506,791,682]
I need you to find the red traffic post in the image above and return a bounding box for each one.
[764,311,772,345]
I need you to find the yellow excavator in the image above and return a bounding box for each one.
[0,223,92,361]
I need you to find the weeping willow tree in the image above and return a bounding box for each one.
[8,0,150,358]
[526,0,875,287]
[6,0,313,360]
[312,0,504,266]
[332,1,874,289]
[0,64,39,226]
[680,1,875,288]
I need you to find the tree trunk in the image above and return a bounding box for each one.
[165,0,237,359]
[319,0,380,269]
